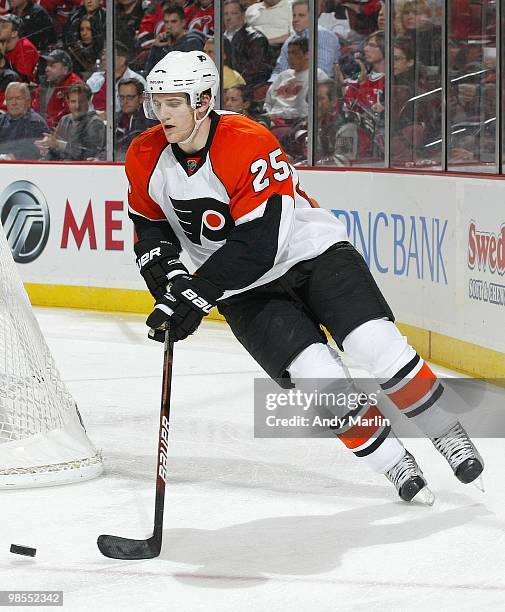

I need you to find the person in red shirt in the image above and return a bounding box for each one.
[184,0,214,35]
[343,29,385,158]
[31,49,82,128]
[0,14,38,82]
[39,0,81,36]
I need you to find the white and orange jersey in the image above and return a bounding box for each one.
[126,111,347,299]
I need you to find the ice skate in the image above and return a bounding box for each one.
[385,450,435,505]
[431,422,484,489]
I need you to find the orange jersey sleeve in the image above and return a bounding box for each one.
[125,125,168,221]
[208,115,295,222]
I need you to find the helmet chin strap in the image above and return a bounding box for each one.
[178,105,213,146]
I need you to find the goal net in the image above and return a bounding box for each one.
[0,223,103,488]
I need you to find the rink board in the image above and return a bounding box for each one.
[0,162,503,378]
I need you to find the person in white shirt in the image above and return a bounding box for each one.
[245,0,293,47]
[264,37,327,120]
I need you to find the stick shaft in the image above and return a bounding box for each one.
[153,323,174,542]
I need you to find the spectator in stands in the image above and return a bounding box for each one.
[87,42,146,114]
[317,0,351,40]
[0,14,39,82]
[35,82,104,160]
[223,0,273,88]
[136,0,165,50]
[390,36,426,163]
[393,35,417,91]
[204,36,246,90]
[337,0,381,40]
[64,0,106,45]
[8,0,57,51]
[224,84,252,116]
[245,0,292,62]
[185,0,214,36]
[32,48,82,128]
[264,38,327,121]
[115,77,155,160]
[146,4,206,73]
[397,0,441,68]
[0,57,20,111]
[137,0,208,51]
[115,0,147,48]
[317,78,342,160]
[0,82,47,159]
[66,15,104,77]
[343,29,385,159]
[270,0,340,82]
[377,0,385,30]
[39,0,81,37]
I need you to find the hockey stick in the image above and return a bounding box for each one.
[97,323,174,559]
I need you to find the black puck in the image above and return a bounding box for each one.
[10,544,36,557]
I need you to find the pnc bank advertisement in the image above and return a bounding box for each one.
[0,164,503,356]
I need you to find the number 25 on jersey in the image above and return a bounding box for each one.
[250,148,291,193]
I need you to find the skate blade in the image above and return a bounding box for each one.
[412,486,435,506]
[472,476,485,493]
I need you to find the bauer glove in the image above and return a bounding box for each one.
[146,275,222,342]
[134,239,188,300]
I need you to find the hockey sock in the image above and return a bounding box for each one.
[334,400,406,473]
[380,354,456,439]
[342,320,456,439]
[288,343,406,473]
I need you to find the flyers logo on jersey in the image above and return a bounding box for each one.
[170,197,234,245]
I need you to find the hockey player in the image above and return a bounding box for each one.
[127,50,484,504]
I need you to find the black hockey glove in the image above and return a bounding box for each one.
[146,275,222,342]
[134,238,188,300]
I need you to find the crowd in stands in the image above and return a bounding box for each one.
[0,0,498,167]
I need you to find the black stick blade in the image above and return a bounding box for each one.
[97,534,161,560]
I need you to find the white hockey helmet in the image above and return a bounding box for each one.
[143,50,219,121]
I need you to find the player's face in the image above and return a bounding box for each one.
[152,93,195,143]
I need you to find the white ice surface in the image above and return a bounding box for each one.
[2,308,505,612]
